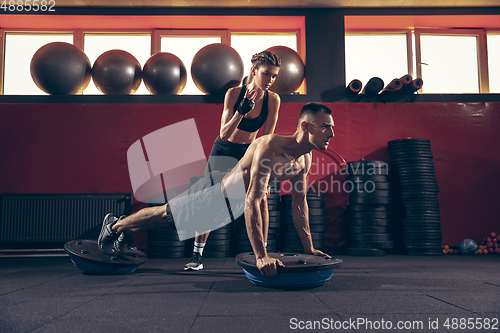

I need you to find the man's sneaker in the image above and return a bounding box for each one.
[184,253,203,271]
[113,232,142,257]
[98,213,120,254]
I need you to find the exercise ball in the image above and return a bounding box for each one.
[459,239,478,255]
[30,42,91,95]
[191,43,244,95]
[143,53,187,95]
[92,50,142,95]
[266,46,305,95]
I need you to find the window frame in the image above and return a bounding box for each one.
[1,30,76,95]
[344,29,414,84]
[414,28,489,93]
[486,30,500,93]
[1,25,306,95]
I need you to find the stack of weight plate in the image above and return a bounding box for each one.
[147,227,186,258]
[281,193,326,253]
[388,138,442,255]
[266,187,281,252]
[345,160,394,256]
[203,224,231,258]
[235,222,254,254]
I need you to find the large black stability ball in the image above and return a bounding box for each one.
[266,46,305,95]
[191,43,244,95]
[143,53,187,95]
[30,42,92,95]
[92,50,142,95]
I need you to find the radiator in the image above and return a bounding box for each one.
[0,194,131,242]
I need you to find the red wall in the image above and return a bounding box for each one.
[1,102,499,247]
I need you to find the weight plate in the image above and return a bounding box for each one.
[355,182,391,190]
[237,245,254,252]
[399,180,439,186]
[268,221,281,229]
[204,239,231,247]
[349,226,388,234]
[284,239,324,249]
[403,221,442,226]
[267,197,280,204]
[150,228,184,236]
[269,216,281,223]
[391,159,434,164]
[350,189,391,197]
[349,218,390,227]
[236,233,250,240]
[346,248,387,256]
[147,240,185,247]
[388,147,432,153]
[403,204,441,210]
[286,216,326,225]
[350,233,391,242]
[399,185,440,192]
[346,204,389,212]
[349,211,390,219]
[404,233,442,238]
[269,210,281,217]
[403,229,442,238]
[148,233,182,241]
[403,225,442,230]
[349,195,391,205]
[204,245,231,252]
[285,200,324,209]
[347,175,389,183]
[210,227,232,234]
[390,156,433,162]
[388,138,431,144]
[285,232,324,241]
[405,213,441,219]
[308,208,326,216]
[350,240,394,249]
[207,233,232,240]
[388,150,433,157]
[267,204,279,211]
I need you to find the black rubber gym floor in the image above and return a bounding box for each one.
[1,255,499,333]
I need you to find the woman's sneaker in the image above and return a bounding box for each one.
[98,213,120,254]
[184,253,203,270]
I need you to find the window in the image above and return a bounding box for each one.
[3,33,73,95]
[345,33,410,91]
[415,30,482,93]
[160,34,222,95]
[83,34,151,95]
[487,33,500,93]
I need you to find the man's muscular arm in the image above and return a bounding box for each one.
[290,153,331,258]
[244,142,284,276]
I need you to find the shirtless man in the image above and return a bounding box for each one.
[98,102,335,277]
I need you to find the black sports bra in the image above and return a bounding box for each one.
[234,85,269,133]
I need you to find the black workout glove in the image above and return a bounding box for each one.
[236,97,255,115]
